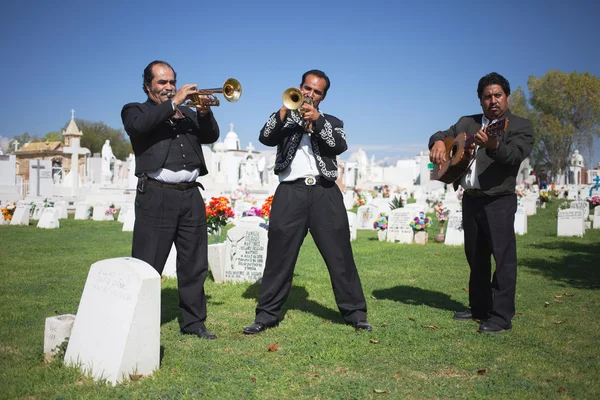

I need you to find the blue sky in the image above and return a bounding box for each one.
[1,0,599,165]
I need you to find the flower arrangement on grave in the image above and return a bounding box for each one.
[105,204,118,217]
[409,211,432,231]
[539,190,550,203]
[43,198,54,208]
[425,193,438,208]
[555,201,570,217]
[382,185,391,198]
[388,195,404,210]
[260,195,274,222]
[588,196,600,209]
[242,207,264,218]
[205,196,234,235]
[88,206,93,219]
[230,186,255,206]
[515,188,524,198]
[1,202,16,221]
[373,212,388,231]
[353,188,366,207]
[435,203,450,224]
[552,184,559,197]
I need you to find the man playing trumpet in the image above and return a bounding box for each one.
[121,60,220,340]
[243,69,371,335]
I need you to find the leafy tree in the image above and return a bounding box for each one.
[528,71,600,177]
[8,132,41,153]
[62,119,132,160]
[43,131,63,142]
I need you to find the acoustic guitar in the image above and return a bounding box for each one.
[432,118,509,184]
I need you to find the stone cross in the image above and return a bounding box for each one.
[71,109,75,119]
[13,140,20,152]
[31,160,46,196]
[63,136,87,197]
[590,175,600,197]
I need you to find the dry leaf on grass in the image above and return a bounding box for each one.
[370,339,380,344]
[371,295,378,300]
[477,369,486,375]
[321,319,331,323]
[250,377,256,383]
[425,325,439,329]
[544,302,551,307]
[563,293,575,297]
[463,288,470,292]
[374,388,389,393]
[267,342,279,352]
[408,317,415,321]
[553,320,565,324]
[129,374,142,381]
[558,386,566,392]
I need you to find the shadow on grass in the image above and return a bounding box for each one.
[372,285,465,312]
[160,288,216,326]
[242,281,343,324]
[520,240,600,289]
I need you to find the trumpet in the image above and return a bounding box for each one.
[282,87,313,112]
[184,78,242,107]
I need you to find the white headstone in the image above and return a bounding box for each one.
[233,202,254,221]
[223,225,268,283]
[37,207,60,229]
[118,203,133,223]
[162,244,177,278]
[44,314,75,361]
[570,200,589,221]
[343,191,354,210]
[10,205,30,226]
[386,209,414,244]
[347,211,357,241]
[521,196,537,216]
[54,200,69,219]
[514,206,527,235]
[444,211,464,246]
[208,243,227,283]
[74,202,90,220]
[237,216,267,229]
[371,198,392,214]
[32,202,44,220]
[0,154,19,201]
[122,207,135,232]
[92,202,111,221]
[64,257,160,385]
[356,205,379,230]
[557,209,584,237]
[593,207,600,229]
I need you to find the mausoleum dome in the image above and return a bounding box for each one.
[224,122,240,151]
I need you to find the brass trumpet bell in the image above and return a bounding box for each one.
[282,87,305,110]
[186,78,242,107]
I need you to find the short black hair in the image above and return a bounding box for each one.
[477,72,510,99]
[143,60,176,95]
[301,69,331,97]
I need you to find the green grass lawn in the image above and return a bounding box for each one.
[1,202,599,399]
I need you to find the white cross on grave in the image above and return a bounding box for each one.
[63,136,87,197]
[13,140,20,152]
[31,160,46,197]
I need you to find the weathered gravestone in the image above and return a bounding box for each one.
[122,207,135,232]
[514,206,527,235]
[44,314,75,362]
[237,216,268,229]
[223,225,268,283]
[92,202,111,221]
[343,191,354,210]
[570,200,589,221]
[356,205,379,230]
[557,209,584,237]
[64,257,160,385]
[10,205,30,226]
[444,211,464,246]
[37,207,59,229]
[347,211,357,241]
[386,209,413,244]
[54,200,69,219]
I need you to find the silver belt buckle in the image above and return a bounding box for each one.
[304,177,316,186]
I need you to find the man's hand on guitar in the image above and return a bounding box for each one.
[430,140,446,165]
[474,126,500,150]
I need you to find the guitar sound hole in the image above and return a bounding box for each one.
[450,144,457,159]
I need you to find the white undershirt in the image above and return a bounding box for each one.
[147,168,200,183]
[460,115,496,190]
[278,134,319,182]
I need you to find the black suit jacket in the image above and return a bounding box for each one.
[259,110,346,181]
[121,99,219,176]
[428,110,534,196]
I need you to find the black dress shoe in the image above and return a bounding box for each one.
[243,321,278,335]
[477,320,511,334]
[180,323,217,340]
[453,309,488,321]
[353,321,373,331]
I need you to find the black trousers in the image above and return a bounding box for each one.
[462,193,518,328]
[254,179,367,325]
[132,183,208,332]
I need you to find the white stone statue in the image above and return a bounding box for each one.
[570,149,584,168]
[101,140,116,183]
